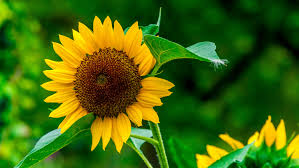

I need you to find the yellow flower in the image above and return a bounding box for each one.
[41,16,174,153]
[196,116,299,168]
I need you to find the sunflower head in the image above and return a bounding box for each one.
[41,16,174,153]
[196,116,299,168]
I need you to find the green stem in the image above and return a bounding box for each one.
[149,122,169,168]
[131,134,159,146]
[127,141,153,168]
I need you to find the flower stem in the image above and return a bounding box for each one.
[127,140,153,168]
[131,134,159,146]
[149,122,169,168]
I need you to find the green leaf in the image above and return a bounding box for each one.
[167,138,197,168]
[209,143,253,168]
[130,128,153,150]
[144,35,226,72]
[125,8,161,37]
[14,114,94,168]
[289,159,299,168]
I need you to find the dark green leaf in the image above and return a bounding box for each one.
[14,114,94,168]
[168,138,197,168]
[209,143,253,168]
[144,35,226,72]
[130,128,152,150]
[289,159,299,168]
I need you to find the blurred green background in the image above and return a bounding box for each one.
[0,0,298,167]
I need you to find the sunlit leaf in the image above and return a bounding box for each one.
[130,128,152,150]
[144,35,226,72]
[14,114,94,168]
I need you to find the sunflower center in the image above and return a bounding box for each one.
[73,48,141,117]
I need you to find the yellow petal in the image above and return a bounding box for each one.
[78,22,98,52]
[136,91,163,107]
[206,145,228,161]
[264,116,276,147]
[141,77,175,90]
[287,135,299,157]
[128,29,142,57]
[44,59,76,72]
[138,54,155,76]
[43,69,75,83]
[72,29,93,55]
[138,105,160,123]
[196,154,215,168]
[102,117,112,150]
[58,107,88,133]
[93,16,104,49]
[59,35,85,59]
[41,81,73,91]
[126,104,143,127]
[140,88,172,98]
[256,126,265,147]
[90,117,103,151]
[116,113,131,142]
[52,42,81,68]
[44,90,76,103]
[134,44,148,64]
[113,20,125,51]
[247,131,259,144]
[102,16,114,48]
[124,21,139,57]
[276,119,286,150]
[219,134,244,150]
[111,118,123,153]
[49,98,79,118]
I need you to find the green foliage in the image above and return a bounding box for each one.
[15,114,93,168]
[144,35,225,73]
[130,128,153,150]
[209,143,253,168]
[167,137,197,168]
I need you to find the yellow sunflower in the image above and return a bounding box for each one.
[196,116,299,168]
[41,16,174,153]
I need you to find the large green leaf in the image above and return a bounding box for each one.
[209,143,253,168]
[144,35,226,72]
[168,138,197,168]
[14,114,94,168]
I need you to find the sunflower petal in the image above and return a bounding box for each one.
[52,42,81,68]
[78,22,98,52]
[41,81,73,91]
[91,117,103,151]
[140,88,172,98]
[138,105,160,123]
[124,21,139,57]
[196,154,215,168]
[116,113,131,142]
[264,116,276,147]
[276,119,286,150]
[287,135,299,158]
[111,118,124,153]
[219,134,244,150]
[59,35,85,59]
[247,131,259,144]
[126,104,143,127]
[141,77,175,90]
[43,69,75,83]
[72,29,93,55]
[58,107,88,133]
[102,16,114,48]
[136,91,163,107]
[102,117,112,150]
[49,98,79,118]
[113,20,124,51]
[44,90,76,103]
[93,16,104,49]
[206,145,228,161]
[44,59,76,72]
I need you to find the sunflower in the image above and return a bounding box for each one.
[196,116,299,168]
[41,16,174,153]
